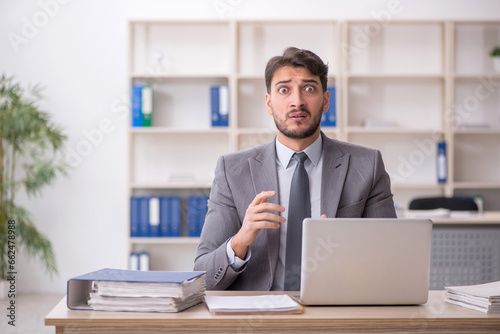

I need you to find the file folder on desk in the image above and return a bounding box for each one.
[67,268,206,311]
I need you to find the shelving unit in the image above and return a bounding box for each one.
[127,20,341,271]
[450,21,500,211]
[127,19,500,272]
[342,21,448,207]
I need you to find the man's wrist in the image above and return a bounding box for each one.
[231,233,249,259]
[226,237,251,271]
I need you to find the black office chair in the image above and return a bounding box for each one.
[408,197,478,211]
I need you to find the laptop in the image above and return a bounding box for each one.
[298,218,432,305]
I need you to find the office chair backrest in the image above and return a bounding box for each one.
[408,197,478,211]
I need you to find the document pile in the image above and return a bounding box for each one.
[444,281,500,313]
[67,268,206,312]
[204,294,303,314]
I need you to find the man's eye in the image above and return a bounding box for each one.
[304,86,315,92]
[278,87,288,94]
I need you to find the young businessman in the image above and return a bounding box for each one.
[194,47,397,291]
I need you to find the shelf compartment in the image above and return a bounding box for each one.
[348,132,441,186]
[131,77,229,129]
[237,21,338,76]
[347,22,443,75]
[454,22,500,76]
[347,77,443,130]
[453,134,500,183]
[131,132,229,185]
[130,21,230,76]
[453,77,500,130]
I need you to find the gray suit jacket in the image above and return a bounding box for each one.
[193,132,396,290]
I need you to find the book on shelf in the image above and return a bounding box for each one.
[204,294,304,315]
[187,196,209,237]
[131,84,153,127]
[130,197,140,237]
[131,85,142,127]
[210,85,229,127]
[138,196,150,236]
[321,86,336,127]
[436,140,447,184]
[169,196,181,237]
[444,281,500,314]
[149,197,160,237]
[67,268,206,313]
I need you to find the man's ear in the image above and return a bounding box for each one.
[322,89,330,113]
[265,93,273,115]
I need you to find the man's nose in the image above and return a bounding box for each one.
[290,90,306,109]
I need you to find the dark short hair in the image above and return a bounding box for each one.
[265,47,329,93]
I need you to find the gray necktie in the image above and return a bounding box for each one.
[284,152,311,291]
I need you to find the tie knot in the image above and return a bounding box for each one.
[293,152,308,164]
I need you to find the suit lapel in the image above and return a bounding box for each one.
[248,140,280,285]
[320,134,350,218]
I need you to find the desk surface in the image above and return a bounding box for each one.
[45,291,500,334]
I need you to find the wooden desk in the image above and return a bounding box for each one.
[45,291,500,334]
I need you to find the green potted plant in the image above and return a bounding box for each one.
[0,74,70,298]
[491,46,500,73]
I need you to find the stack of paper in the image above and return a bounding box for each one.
[68,268,206,313]
[204,295,304,314]
[444,281,500,313]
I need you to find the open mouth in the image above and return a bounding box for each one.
[289,112,308,121]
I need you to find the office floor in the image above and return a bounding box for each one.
[0,293,64,334]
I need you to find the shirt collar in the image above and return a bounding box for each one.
[276,134,323,169]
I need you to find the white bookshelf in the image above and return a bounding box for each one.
[451,21,500,212]
[127,19,500,271]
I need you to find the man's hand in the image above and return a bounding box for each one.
[231,191,285,259]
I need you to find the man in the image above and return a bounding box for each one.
[194,47,396,291]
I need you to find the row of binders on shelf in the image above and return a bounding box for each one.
[130,196,209,238]
[131,85,336,128]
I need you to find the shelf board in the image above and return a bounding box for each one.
[130,237,200,245]
[130,73,229,80]
[454,73,500,79]
[130,127,230,135]
[130,181,212,189]
[236,74,265,80]
[453,182,500,189]
[237,73,340,81]
[347,73,445,79]
[347,127,441,134]
[453,128,500,135]
[392,183,445,190]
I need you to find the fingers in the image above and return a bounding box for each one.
[250,190,277,206]
[321,214,328,218]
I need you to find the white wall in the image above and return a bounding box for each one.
[0,0,499,294]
